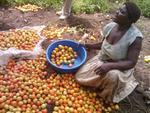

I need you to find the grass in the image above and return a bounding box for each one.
[0,0,150,17]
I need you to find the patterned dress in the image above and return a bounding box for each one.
[75,22,143,103]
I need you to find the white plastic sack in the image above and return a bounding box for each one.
[0,41,44,66]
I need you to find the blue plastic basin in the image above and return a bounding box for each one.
[46,40,87,73]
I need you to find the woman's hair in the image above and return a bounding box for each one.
[124,2,141,23]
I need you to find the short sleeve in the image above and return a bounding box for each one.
[102,22,117,38]
[129,26,143,45]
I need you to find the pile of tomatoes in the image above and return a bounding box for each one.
[0,30,40,51]
[0,29,119,113]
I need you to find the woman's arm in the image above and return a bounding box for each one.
[85,42,102,50]
[110,37,142,70]
[95,37,142,75]
[84,37,105,50]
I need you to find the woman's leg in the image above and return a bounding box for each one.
[75,55,103,87]
[97,70,119,102]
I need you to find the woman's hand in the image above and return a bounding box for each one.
[84,43,93,49]
[78,42,102,50]
[78,43,93,49]
[94,63,112,75]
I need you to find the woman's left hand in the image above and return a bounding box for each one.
[94,63,112,75]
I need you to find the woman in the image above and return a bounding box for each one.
[57,0,73,19]
[75,2,143,103]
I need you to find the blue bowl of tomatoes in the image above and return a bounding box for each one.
[46,39,87,73]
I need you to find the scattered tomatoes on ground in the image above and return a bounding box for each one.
[41,26,79,40]
[41,25,97,43]
[15,4,42,12]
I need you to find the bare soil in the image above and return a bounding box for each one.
[0,6,150,113]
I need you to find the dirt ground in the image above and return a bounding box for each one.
[0,6,150,113]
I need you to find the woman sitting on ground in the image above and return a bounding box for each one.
[75,1,143,103]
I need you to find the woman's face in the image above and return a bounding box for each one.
[113,5,130,25]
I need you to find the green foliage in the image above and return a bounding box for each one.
[0,0,8,6]
[109,0,150,18]
[73,0,110,14]
[2,0,109,14]
[135,0,150,18]
[1,0,150,17]
[2,0,61,9]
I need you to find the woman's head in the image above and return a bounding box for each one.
[113,2,141,25]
